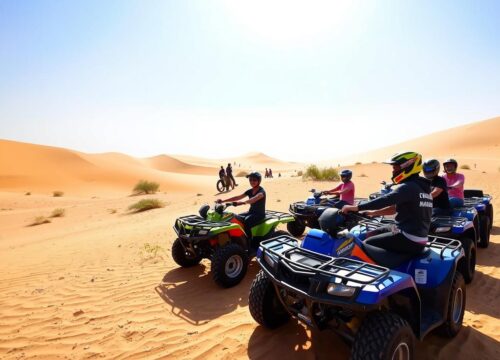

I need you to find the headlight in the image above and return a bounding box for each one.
[434,226,451,233]
[327,283,356,297]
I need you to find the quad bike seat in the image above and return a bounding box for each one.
[360,242,429,269]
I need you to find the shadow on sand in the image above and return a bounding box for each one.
[155,260,260,325]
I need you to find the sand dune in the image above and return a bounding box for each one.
[1,117,499,359]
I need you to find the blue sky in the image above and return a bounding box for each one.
[1,0,499,162]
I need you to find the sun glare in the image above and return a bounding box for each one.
[221,0,358,47]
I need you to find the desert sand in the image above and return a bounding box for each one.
[0,117,499,359]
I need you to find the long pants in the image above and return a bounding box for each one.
[364,225,425,255]
[333,200,349,209]
[236,212,265,238]
[228,174,237,186]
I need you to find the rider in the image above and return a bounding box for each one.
[323,169,355,209]
[219,166,226,188]
[341,151,432,255]
[423,159,451,216]
[442,158,465,208]
[216,172,266,239]
[226,163,238,187]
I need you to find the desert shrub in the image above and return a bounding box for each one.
[236,171,248,177]
[51,208,65,217]
[460,164,470,170]
[359,173,368,177]
[140,242,165,260]
[25,192,31,196]
[133,180,160,195]
[302,165,339,181]
[355,161,362,165]
[53,191,64,197]
[128,199,165,213]
[30,216,51,226]
[297,170,303,177]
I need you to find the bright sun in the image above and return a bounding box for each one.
[221,0,358,47]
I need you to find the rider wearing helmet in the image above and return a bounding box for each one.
[216,172,266,238]
[341,152,432,255]
[423,159,451,216]
[323,169,355,209]
[442,158,465,208]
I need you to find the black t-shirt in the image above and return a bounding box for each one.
[431,176,450,210]
[244,187,266,216]
[226,165,233,176]
[358,175,432,237]
[219,169,225,178]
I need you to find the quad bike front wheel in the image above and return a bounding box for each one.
[211,243,249,288]
[478,215,490,248]
[351,311,415,360]
[172,238,202,267]
[249,270,290,329]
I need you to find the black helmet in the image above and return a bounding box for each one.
[383,151,422,184]
[423,159,440,179]
[340,169,352,182]
[318,208,345,237]
[246,172,262,183]
[443,158,458,174]
[199,204,210,218]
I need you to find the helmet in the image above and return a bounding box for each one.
[246,172,262,183]
[340,169,352,182]
[318,208,345,237]
[423,159,440,179]
[384,151,422,184]
[199,204,210,218]
[443,158,458,174]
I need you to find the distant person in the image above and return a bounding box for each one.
[269,168,273,178]
[216,172,266,240]
[219,166,226,188]
[423,159,451,216]
[323,169,355,209]
[278,173,281,178]
[226,163,238,187]
[442,159,465,208]
[264,168,269,178]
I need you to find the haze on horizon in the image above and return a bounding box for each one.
[1,0,499,162]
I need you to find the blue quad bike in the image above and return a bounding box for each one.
[287,189,344,237]
[463,189,494,248]
[249,216,466,360]
[287,189,365,237]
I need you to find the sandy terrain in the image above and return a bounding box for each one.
[0,118,499,359]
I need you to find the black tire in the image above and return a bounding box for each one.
[287,219,306,237]
[172,238,202,267]
[350,311,415,360]
[486,204,493,231]
[439,271,466,338]
[478,215,491,248]
[249,270,290,329]
[216,180,225,193]
[458,236,476,284]
[271,229,290,238]
[211,243,249,288]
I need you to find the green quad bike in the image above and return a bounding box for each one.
[172,203,294,288]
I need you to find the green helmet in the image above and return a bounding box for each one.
[384,151,423,184]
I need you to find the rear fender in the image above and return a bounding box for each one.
[252,216,294,237]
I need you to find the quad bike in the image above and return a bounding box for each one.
[462,189,493,248]
[172,203,294,288]
[249,216,466,360]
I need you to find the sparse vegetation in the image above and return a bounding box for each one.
[53,191,64,197]
[196,193,203,196]
[355,162,362,165]
[30,216,51,226]
[128,199,165,213]
[51,208,65,217]
[460,164,470,170]
[302,165,339,181]
[297,170,303,177]
[25,192,31,196]
[236,171,248,177]
[133,180,160,195]
[359,173,368,177]
[108,208,118,214]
